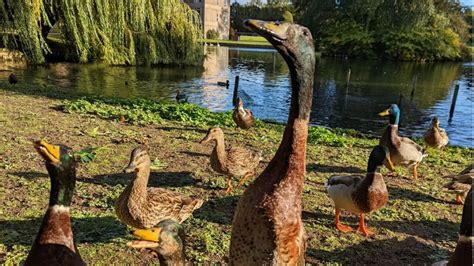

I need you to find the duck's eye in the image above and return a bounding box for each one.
[274,21,281,26]
[303,30,309,36]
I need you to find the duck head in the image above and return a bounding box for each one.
[124,147,151,173]
[128,220,185,262]
[33,140,76,206]
[367,145,389,173]
[199,127,224,144]
[244,19,315,120]
[244,20,314,68]
[379,104,400,125]
[431,117,440,128]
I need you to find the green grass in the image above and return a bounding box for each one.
[199,38,272,47]
[0,83,472,264]
[238,36,269,43]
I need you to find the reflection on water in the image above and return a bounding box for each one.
[1,47,472,147]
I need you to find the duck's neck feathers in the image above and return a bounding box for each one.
[259,52,314,185]
[130,167,151,200]
[47,165,75,206]
[382,124,401,148]
[212,135,227,166]
[389,112,400,125]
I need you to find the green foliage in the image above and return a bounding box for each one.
[308,126,355,147]
[0,0,203,65]
[294,0,468,61]
[230,2,294,33]
[75,146,107,163]
[206,29,219,40]
[321,20,375,58]
[282,10,293,23]
[150,158,168,170]
[60,97,243,128]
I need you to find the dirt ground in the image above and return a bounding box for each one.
[0,84,471,265]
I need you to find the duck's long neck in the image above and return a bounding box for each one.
[46,165,75,207]
[389,112,400,126]
[213,135,227,164]
[263,52,315,184]
[36,164,77,252]
[131,167,151,200]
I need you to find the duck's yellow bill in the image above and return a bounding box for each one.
[378,109,390,116]
[131,227,161,242]
[33,140,60,164]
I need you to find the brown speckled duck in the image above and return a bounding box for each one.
[229,20,315,265]
[443,164,473,205]
[25,140,85,266]
[379,104,426,178]
[115,147,203,229]
[424,117,449,148]
[200,127,261,193]
[326,145,389,236]
[232,97,254,129]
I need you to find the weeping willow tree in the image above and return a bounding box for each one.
[0,0,203,65]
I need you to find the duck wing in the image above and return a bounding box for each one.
[145,188,203,225]
[226,146,261,176]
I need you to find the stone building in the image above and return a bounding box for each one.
[182,0,230,40]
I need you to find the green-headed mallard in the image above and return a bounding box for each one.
[229,20,315,265]
[127,219,185,266]
[25,140,85,266]
[200,127,261,193]
[379,104,426,178]
[232,97,254,130]
[326,145,389,236]
[115,147,203,229]
[443,164,473,205]
[424,117,449,149]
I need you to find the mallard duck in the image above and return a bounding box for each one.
[424,117,449,148]
[175,90,188,103]
[115,147,203,229]
[326,145,389,236]
[127,219,185,266]
[229,20,315,264]
[379,104,426,178]
[443,164,473,205]
[8,73,17,84]
[25,140,85,265]
[232,97,254,129]
[433,187,472,266]
[200,127,261,193]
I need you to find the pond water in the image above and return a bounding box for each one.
[3,46,473,148]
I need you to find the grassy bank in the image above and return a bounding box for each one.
[0,83,471,264]
[199,37,272,48]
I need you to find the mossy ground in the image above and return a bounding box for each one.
[0,83,471,265]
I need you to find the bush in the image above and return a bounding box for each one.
[320,20,376,58]
[206,29,219,40]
